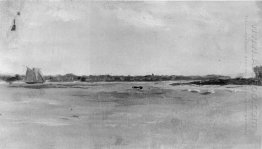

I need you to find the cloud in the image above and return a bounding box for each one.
[101,2,165,28]
[116,8,164,28]
[46,7,80,22]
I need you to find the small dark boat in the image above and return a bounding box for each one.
[25,67,45,84]
[132,86,143,90]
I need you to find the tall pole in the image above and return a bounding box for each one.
[245,16,248,78]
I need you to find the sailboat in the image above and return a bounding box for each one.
[24,67,45,84]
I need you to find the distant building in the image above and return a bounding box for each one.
[253,66,262,79]
[64,73,78,81]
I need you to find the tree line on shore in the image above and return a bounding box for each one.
[0,73,231,83]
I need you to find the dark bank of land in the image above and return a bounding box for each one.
[170,78,262,86]
[171,66,262,86]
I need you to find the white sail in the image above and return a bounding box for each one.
[34,68,44,83]
[25,67,36,83]
[25,67,44,83]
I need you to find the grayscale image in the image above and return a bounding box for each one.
[0,1,262,149]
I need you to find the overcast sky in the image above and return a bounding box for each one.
[0,1,262,76]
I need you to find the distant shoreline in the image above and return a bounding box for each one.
[1,73,262,86]
[170,78,262,86]
[0,74,231,83]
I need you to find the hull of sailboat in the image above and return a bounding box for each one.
[25,82,44,84]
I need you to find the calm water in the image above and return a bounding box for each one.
[0,82,261,149]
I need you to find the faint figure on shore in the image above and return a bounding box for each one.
[253,66,262,79]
